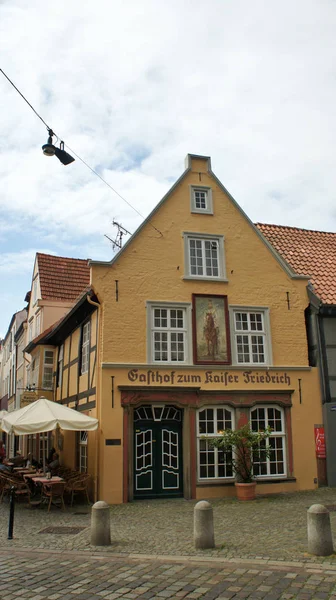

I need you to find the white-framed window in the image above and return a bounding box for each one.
[42,349,54,389]
[57,344,64,389]
[190,185,213,215]
[230,307,272,365]
[79,431,88,472]
[183,232,226,281]
[35,312,41,337]
[250,406,286,478]
[28,319,34,343]
[81,322,90,375]
[197,406,234,480]
[147,302,191,364]
[31,356,39,388]
[32,277,38,305]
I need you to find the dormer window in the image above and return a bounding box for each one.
[190,185,213,215]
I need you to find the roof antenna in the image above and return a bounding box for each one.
[104,220,132,251]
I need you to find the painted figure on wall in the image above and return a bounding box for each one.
[193,295,231,364]
[203,300,219,360]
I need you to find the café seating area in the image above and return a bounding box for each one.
[0,465,91,510]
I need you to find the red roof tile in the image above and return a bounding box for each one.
[256,223,336,304]
[36,253,90,302]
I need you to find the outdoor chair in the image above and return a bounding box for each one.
[65,473,91,506]
[41,482,66,511]
[0,473,31,504]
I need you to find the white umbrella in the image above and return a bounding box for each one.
[2,397,98,471]
[0,410,8,431]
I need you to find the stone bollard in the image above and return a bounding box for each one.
[91,501,111,546]
[194,500,215,549]
[307,504,334,556]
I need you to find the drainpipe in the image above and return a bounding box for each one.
[86,294,101,502]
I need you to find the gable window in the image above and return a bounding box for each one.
[197,407,234,479]
[230,307,271,365]
[190,185,213,215]
[147,302,191,364]
[81,322,90,375]
[28,320,34,343]
[183,233,226,281]
[42,350,54,389]
[251,406,286,477]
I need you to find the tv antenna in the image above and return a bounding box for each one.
[104,220,132,250]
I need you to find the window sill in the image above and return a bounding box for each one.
[183,276,228,283]
[197,477,296,487]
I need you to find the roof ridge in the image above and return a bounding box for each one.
[36,252,90,263]
[256,222,336,235]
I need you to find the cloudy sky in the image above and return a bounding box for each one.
[0,0,335,337]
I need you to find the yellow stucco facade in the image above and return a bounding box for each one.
[85,154,323,504]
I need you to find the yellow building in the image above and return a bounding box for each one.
[35,154,323,504]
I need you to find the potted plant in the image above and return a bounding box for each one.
[208,423,272,501]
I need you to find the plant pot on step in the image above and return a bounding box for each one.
[235,481,257,501]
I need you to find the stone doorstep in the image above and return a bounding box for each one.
[1,548,336,575]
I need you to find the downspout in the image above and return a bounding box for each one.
[86,295,101,502]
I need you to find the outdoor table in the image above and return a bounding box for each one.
[13,467,36,473]
[31,476,64,484]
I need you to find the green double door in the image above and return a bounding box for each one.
[133,405,183,499]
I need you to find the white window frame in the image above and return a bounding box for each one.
[79,431,88,473]
[57,344,64,389]
[146,301,192,365]
[32,276,38,306]
[35,312,41,337]
[81,322,90,375]
[250,406,287,479]
[229,306,272,366]
[190,185,213,215]
[197,406,235,480]
[28,319,34,343]
[42,349,54,389]
[183,232,227,281]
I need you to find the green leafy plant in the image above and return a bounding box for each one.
[208,423,272,483]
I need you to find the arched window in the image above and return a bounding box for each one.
[197,407,234,480]
[250,406,286,477]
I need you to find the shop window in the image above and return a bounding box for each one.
[147,302,191,364]
[230,307,272,365]
[250,406,286,477]
[197,407,234,480]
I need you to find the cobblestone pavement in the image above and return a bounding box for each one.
[1,548,336,600]
[1,488,336,564]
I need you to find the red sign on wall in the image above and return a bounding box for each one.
[314,426,326,459]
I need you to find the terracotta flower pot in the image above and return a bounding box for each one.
[234,481,257,501]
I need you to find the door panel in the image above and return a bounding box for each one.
[134,405,183,499]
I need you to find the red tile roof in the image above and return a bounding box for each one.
[36,253,90,302]
[256,223,336,304]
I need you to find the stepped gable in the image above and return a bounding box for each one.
[37,253,90,302]
[256,223,336,305]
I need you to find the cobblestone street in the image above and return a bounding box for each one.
[1,548,336,600]
[1,489,336,562]
[2,489,336,598]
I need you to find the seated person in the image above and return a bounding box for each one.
[46,447,56,465]
[0,440,6,462]
[48,452,60,473]
[10,451,26,467]
[0,458,12,472]
[26,453,40,469]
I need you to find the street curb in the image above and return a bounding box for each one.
[1,547,336,573]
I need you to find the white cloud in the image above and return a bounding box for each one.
[0,0,336,333]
